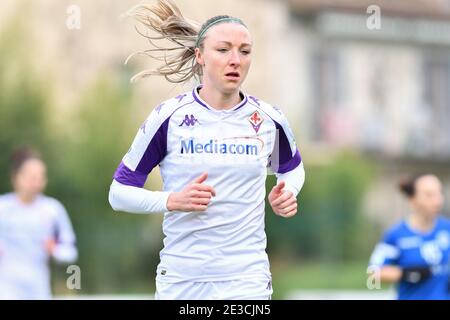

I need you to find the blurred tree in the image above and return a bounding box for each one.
[47,74,164,294]
[266,151,377,263]
[0,12,164,295]
[0,13,51,194]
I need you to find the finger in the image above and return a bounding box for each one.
[191,204,208,212]
[191,197,211,206]
[280,202,297,215]
[271,191,293,207]
[268,188,281,202]
[278,197,297,210]
[273,181,285,192]
[278,205,297,218]
[191,172,208,184]
[279,208,297,218]
[189,190,213,199]
[192,184,216,196]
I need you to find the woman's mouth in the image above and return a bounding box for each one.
[225,72,240,81]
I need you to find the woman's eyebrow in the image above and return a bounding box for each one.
[215,41,253,47]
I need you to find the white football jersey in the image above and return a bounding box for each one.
[113,85,302,283]
[0,193,77,299]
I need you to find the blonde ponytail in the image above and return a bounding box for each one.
[125,0,201,83]
[125,0,247,84]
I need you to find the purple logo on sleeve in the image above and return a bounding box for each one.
[272,106,282,115]
[249,96,260,106]
[179,115,200,127]
[155,103,165,114]
[176,94,187,103]
[140,119,148,134]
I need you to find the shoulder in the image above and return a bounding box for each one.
[0,193,15,206]
[0,193,12,201]
[437,216,450,229]
[246,94,287,125]
[382,220,407,243]
[135,91,195,138]
[146,91,195,123]
[39,195,68,217]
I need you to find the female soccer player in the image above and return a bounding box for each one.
[0,148,78,299]
[109,0,305,300]
[369,174,450,300]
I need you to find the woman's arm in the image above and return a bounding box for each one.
[377,265,432,284]
[369,240,432,285]
[108,179,171,214]
[378,265,402,283]
[275,162,305,197]
[269,163,305,218]
[109,172,216,214]
[49,201,78,263]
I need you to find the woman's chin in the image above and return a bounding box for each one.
[220,81,241,93]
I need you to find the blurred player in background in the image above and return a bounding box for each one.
[369,174,450,300]
[0,147,78,299]
[109,0,305,299]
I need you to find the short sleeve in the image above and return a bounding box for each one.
[113,108,170,188]
[269,110,302,174]
[52,200,78,263]
[369,231,400,267]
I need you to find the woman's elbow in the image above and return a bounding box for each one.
[108,186,122,212]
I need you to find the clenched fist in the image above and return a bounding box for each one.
[167,172,216,212]
[268,181,298,218]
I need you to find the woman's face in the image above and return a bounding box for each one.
[12,159,47,197]
[196,22,252,95]
[411,175,444,218]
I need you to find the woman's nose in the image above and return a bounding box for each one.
[229,49,241,66]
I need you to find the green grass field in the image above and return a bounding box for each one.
[271,260,392,299]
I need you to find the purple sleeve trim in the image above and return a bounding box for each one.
[113,162,148,188]
[193,85,247,111]
[271,121,302,173]
[113,117,170,188]
[277,149,301,174]
[135,117,170,174]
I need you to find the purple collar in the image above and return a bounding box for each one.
[192,85,248,112]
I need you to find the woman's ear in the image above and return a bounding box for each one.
[195,47,204,66]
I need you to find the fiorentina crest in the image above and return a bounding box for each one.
[248,111,263,133]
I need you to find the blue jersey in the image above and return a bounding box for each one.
[370,216,450,300]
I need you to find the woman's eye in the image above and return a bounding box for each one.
[217,48,228,53]
[241,50,251,55]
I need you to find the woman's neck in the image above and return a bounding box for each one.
[408,211,436,233]
[15,192,37,205]
[198,85,241,110]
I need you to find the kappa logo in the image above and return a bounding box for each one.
[155,103,165,114]
[248,111,263,133]
[179,114,200,127]
[175,94,187,102]
[249,95,260,106]
[140,119,148,134]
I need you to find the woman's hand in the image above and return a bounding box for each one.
[167,172,216,212]
[268,181,298,218]
[45,238,56,255]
